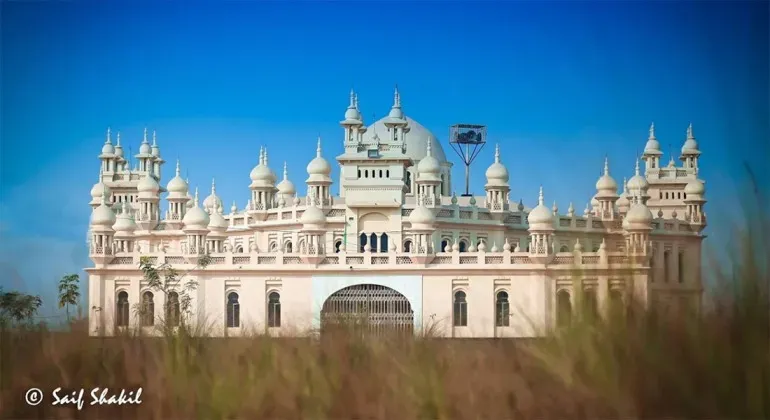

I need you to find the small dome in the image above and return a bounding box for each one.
[90,195,116,228]
[343,90,362,122]
[166,161,188,196]
[617,179,631,213]
[137,172,160,194]
[684,179,705,196]
[644,123,662,154]
[624,201,654,228]
[417,141,441,179]
[114,145,124,158]
[591,195,600,208]
[485,144,509,185]
[139,129,152,155]
[627,160,649,192]
[595,157,618,195]
[207,207,228,232]
[150,131,160,157]
[182,189,210,230]
[527,187,554,228]
[300,203,326,227]
[306,137,332,181]
[681,124,699,155]
[102,142,115,155]
[203,179,223,214]
[409,205,436,226]
[112,202,137,233]
[276,162,296,196]
[90,179,111,200]
[250,147,275,186]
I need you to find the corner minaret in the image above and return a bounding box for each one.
[594,157,619,220]
[642,122,663,175]
[484,144,510,215]
[305,137,333,207]
[416,141,442,207]
[382,86,410,145]
[680,123,700,174]
[340,89,365,146]
[98,128,117,174]
[165,160,189,229]
[527,186,556,264]
[136,128,155,173]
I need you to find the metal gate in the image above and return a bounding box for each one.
[320,284,414,336]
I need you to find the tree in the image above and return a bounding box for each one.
[58,274,80,322]
[134,254,212,333]
[0,287,43,326]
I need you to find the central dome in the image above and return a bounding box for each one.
[363,116,448,164]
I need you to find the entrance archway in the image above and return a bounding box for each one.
[321,284,414,336]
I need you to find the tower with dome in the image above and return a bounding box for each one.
[86,89,707,338]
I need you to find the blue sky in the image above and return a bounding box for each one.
[1,1,767,318]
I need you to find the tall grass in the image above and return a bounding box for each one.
[2,190,767,419]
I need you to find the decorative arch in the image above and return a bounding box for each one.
[453,289,468,327]
[556,289,572,327]
[115,290,129,327]
[495,290,510,327]
[320,284,413,335]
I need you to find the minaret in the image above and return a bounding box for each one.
[249,146,277,213]
[136,164,161,230]
[627,158,650,206]
[89,191,116,264]
[642,122,663,174]
[182,188,210,261]
[484,144,510,215]
[340,89,365,146]
[305,137,333,207]
[622,191,654,261]
[527,186,556,264]
[415,141,442,207]
[683,178,707,232]
[135,128,154,173]
[98,127,117,174]
[594,157,619,220]
[680,123,701,173]
[382,86,410,144]
[150,130,165,180]
[165,160,189,229]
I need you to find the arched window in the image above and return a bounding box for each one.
[370,233,378,252]
[269,242,277,252]
[453,291,468,326]
[268,292,281,327]
[664,251,671,283]
[359,233,367,253]
[380,233,389,253]
[583,289,598,322]
[334,240,342,253]
[365,170,369,178]
[226,292,240,328]
[358,169,361,178]
[556,290,572,327]
[386,170,390,178]
[403,240,412,253]
[495,291,510,327]
[560,245,569,252]
[166,291,180,327]
[141,291,154,327]
[659,191,663,199]
[678,251,685,283]
[116,291,129,327]
[683,193,687,199]
[440,239,449,253]
[405,171,412,193]
[285,241,293,253]
[459,240,468,253]
[235,245,243,253]
[379,170,383,178]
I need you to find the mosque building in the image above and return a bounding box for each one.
[86,89,707,337]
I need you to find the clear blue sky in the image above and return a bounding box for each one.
[1,1,767,318]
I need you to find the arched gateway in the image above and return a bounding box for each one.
[320,284,414,335]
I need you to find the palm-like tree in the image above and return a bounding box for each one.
[58,274,80,322]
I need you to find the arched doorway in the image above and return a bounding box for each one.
[321,284,414,336]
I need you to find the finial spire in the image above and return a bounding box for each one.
[635,158,641,175]
[105,127,112,144]
[495,144,500,163]
[316,136,322,157]
[143,127,148,144]
[264,147,269,166]
[687,122,694,139]
[393,85,401,107]
[349,89,355,107]
[116,132,121,146]
[354,93,359,110]
[649,122,656,139]
[211,178,216,193]
[603,156,610,175]
[426,139,432,156]
[100,189,108,205]
[175,159,181,176]
[283,161,288,180]
[622,177,628,193]
[259,146,264,165]
[194,188,200,207]
[538,186,544,205]
[152,130,157,146]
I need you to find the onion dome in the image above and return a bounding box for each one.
[101,128,115,155]
[90,174,111,206]
[627,159,649,195]
[485,144,509,186]
[623,196,654,230]
[386,87,405,121]
[644,122,661,154]
[166,160,188,198]
[616,177,631,213]
[207,205,229,233]
[139,128,152,155]
[527,186,554,229]
[408,204,436,229]
[250,147,275,187]
[150,131,161,157]
[137,168,161,197]
[306,137,332,182]
[342,89,363,123]
[417,141,441,181]
[203,178,223,214]
[182,188,210,231]
[90,192,116,228]
[185,178,194,209]
[591,195,600,209]
[595,157,618,197]
[114,132,124,158]
[276,162,296,197]
[113,201,137,234]
[230,201,237,214]
[681,123,700,155]
[684,179,705,197]
[300,203,326,230]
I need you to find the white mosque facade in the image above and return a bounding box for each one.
[86,89,707,337]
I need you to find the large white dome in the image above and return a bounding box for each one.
[362,116,448,164]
